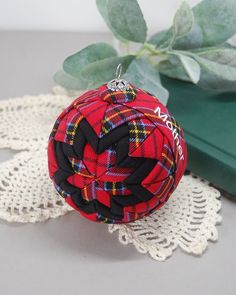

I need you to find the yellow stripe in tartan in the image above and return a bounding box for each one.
[129,130,150,134]
[101,125,109,134]
[157,175,173,199]
[74,101,87,109]
[161,152,174,166]
[134,122,139,148]
[83,186,89,201]
[104,108,131,122]
[129,130,150,133]
[160,175,173,197]
[112,182,116,195]
[66,114,84,144]
[127,88,136,98]
[129,123,151,148]
[79,172,94,178]
[101,217,108,223]
[71,158,94,178]
[103,90,135,102]
[101,108,131,134]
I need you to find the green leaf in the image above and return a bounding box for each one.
[175,54,200,83]
[224,42,236,50]
[123,58,169,105]
[96,0,126,41]
[53,70,88,90]
[80,55,135,88]
[158,53,200,84]
[197,47,236,65]
[159,48,236,91]
[197,69,236,91]
[175,0,236,49]
[158,56,192,82]
[149,2,193,49]
[107,0,147,43]
[148,29,173,48]
[173,1,194,39]
[63,42,117,77]
[194,48,236,90]
[195,51,236,81]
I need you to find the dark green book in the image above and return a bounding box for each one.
[162,76,236,197]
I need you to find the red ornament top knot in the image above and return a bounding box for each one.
[98,84,137,104]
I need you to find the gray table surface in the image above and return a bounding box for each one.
[0,31,235,295]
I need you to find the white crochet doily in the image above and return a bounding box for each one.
[0,90,222,261]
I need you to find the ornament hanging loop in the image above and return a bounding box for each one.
[116,63,122,79]
[107,63,130,92]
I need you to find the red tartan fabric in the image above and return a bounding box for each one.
[48,84,187,223]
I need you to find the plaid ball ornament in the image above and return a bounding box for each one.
[48,77,187,223]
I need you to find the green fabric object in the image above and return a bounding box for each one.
[162,75,236,196]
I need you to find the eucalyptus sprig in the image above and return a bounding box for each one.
[54,0,236,105]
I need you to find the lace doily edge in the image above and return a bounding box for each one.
[108,191,222,261]
[0,205,73,223]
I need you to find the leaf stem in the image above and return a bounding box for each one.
[136,42,167,59]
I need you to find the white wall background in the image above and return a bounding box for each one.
[0,0,200,34]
